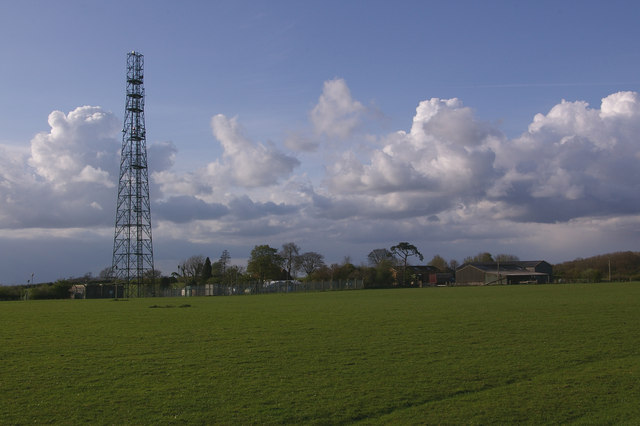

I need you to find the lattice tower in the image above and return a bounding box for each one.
[111,51,154,295]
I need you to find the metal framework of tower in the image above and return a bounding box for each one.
[111,51,154,296]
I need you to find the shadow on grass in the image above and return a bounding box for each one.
[149,304,191,308]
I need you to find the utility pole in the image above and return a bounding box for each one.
[111,51,154,297]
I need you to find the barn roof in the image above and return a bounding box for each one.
[459,261,550,275]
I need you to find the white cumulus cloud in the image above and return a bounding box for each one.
[491,91,640,222]
[29,106,120,188]
[324,97,500,217]
[310,78,365,139]
[0,105,177,230]
[210,114,300,187]
[0,106,123,228]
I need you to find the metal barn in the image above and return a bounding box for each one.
[455,261,552,285]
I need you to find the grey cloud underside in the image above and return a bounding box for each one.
[227,195,298,220]
[154,195,299,223]
[154,196,229,223]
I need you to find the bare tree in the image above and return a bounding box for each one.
[464,252,494,264]
[219,250,230,275]
[178,255,205,285]
[99,267,113,280]
[449,259,460,271]
[428,254,448,272]
[495,253,520,262]
[299,252,325,275]
[279,242,301,280]
[368,248,394,266]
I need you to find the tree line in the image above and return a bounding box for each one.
[0,242,527,300]
[553,251,640,282]
[167,242,424,288]
[11,242,612,301]
[166,242,523,290]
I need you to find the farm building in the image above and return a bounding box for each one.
[403,265,454,286]
[455,261,552,286]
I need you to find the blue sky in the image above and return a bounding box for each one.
[1,0,640,284]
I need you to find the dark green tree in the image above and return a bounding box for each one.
[202,257,212,283]
[224,265,245,285]
[308,264,331,281]
[247,245,282,283]
[364,259,395,288]
[211,260,223,282]
[390,242,424,287]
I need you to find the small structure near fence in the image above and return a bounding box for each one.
[74,284,125,299]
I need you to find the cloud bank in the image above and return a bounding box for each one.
[3,81,640,283]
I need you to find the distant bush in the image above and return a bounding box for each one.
[29,281,73,300]
[0,285,22,301]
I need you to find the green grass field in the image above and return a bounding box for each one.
[1,283,639,424]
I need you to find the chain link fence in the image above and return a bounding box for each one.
[157,279,364,297]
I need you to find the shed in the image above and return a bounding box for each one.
[455,261,552,285]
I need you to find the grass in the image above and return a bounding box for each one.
[1,283,639,424]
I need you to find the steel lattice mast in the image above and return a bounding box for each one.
[111,51,154,296]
